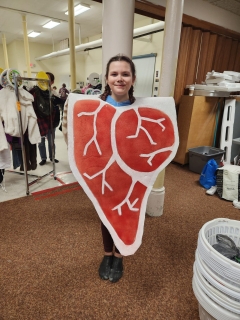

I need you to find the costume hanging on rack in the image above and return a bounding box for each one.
[30,86,60,136]
[0,86,41,144]
[0,68,9,191]
[0,83,8,152]
[30,77,60,167]
[0,69,41,172]
[0,80,11,180]
[0,120,8,151]
[0,69,57,195]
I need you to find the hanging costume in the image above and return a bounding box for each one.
[0,86,41,170]
[30,86,60,163]
[0,86,41,143]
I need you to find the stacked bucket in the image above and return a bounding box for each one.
[192,218,240,320]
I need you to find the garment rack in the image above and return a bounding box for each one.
[12,75,56,195]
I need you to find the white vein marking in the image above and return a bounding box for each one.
[140,146,173,166]
[78,104,103,156]
[83,156,115,194]
[127,109,166,145]
[112,180,139,216]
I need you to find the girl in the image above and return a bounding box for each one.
[98,54,136,283]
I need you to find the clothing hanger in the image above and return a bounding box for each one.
[7,69,23,89]
[0,68,23,89]
[85,88,94,95]
[0,69,9,87]
[91,89,101,95]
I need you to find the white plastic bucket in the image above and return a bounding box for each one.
[146,187,165,217]
[197,218,240,287]
[198,303,217,320]
[195,250,240,297]
[193,263,240,314]
[193,275,240,320]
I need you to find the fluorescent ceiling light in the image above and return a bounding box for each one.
[28,31,41,38]
[65,3,90,16]
[43,20,61,29]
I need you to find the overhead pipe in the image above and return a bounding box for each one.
[1,33,9,69]
[22,15,31,77]
[35,21,165,61]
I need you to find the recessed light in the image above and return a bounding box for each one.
[65,3,90,16]
[28,31,41,38]
[43,20,61,29]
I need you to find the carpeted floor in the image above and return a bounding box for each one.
[0,163,239,320]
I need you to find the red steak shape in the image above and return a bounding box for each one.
[68,97,178,255]
[115,108,175,172]
[73,100,115,173]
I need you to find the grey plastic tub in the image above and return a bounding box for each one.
[188,146,225,174]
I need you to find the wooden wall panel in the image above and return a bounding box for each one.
[212,36,225,72]
[233,43,240,71]
[221,38,233,72]
[185,29,202,85]
[174,27,194,109]
[228,40,238,70]
[196,32,210,84]
[204,34,218,75]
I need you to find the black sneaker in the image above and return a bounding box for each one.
[99,255,113,280]
[39,160,46,166]
[50,159,59,163]
[109,256,123,283]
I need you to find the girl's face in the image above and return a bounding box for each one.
[106,61,135,102]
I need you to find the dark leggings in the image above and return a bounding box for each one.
[101,222,120,254]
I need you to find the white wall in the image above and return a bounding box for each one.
[148,0,240,33]
[84,49,102,83]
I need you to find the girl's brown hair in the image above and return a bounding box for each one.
[100,54,136,104]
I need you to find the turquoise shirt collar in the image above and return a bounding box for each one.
[106,95,130,107]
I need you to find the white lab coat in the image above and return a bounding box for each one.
[0,86,41,151]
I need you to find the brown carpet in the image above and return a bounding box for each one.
[0,163,239,320]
